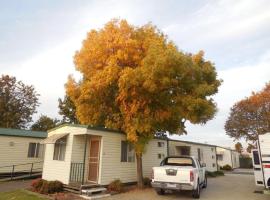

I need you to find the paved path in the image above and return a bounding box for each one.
[0,180,32,192]
[105,174,269,200]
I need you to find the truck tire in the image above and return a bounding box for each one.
[202,176,207,188]
[192,180,200,199]
[156,189,165,195]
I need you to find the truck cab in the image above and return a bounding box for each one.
[151,156,207,199]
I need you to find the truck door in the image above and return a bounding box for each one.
[252,149,264,186]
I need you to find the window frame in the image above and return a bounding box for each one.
[53,137,67,161]
[121,141,135,163]
[28,143,43,158]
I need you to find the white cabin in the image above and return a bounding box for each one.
[216,147,240,169]
[168,139,218,172]
[42,124,167,186]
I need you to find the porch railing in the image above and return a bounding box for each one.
[69,162,84,183]
[0,161,43,181]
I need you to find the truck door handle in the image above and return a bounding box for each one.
[254,167,261,171]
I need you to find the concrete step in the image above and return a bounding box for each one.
[80,193,111,200]
[81,187,107,195]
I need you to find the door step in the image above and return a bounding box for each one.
[81,187,107,195]
[80,193,111,199]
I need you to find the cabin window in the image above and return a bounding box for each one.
[158,142,165,147]
[213,163,216,167]
[158,153,165,159]
[121,141,135,162]
[217,154,223,161]
[53,137,67,161]
[212,155,215,159]
[28,143,44,158]
[211,148,214,152]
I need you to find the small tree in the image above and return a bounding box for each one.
[235,142,243,153]
[58,95,79,124]
[0,75,39,129]
[66,19,221,188]
[31,115,59,131]
[246,143,256,153]
[225,83,270,141]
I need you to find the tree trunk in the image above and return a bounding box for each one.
[136,152,144,188]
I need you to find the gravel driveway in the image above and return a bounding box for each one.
[105,174,269,200]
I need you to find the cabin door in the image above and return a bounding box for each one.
[88,136,101,183]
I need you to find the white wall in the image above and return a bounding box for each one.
[0,136,44,173]
[42,126,87,184]
[42,125,168,185]
[168,140,218,172]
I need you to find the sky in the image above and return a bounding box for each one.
[1,0,270,148]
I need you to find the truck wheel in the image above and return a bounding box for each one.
[192,181,200,199]
[156,189,165,195]
[202,176,207,188]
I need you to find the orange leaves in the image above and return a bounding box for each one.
[225,82,270,141]
[66,19,221,152]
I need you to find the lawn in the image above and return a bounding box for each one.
[0,190,48,200]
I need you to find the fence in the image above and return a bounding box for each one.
[0,161,43,181]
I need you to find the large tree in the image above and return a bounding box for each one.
[66,20,221,187]
[58,95,79,124]
[225,83,270,141]
[0,75,39,129]
[31,115,59,131]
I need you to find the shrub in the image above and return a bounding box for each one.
[206,171,217,177]
[31,178,45,192]
[143,177,151,187]
[215,170,224,176]
[31,179,63,194]
[221,164,232,171]
[107,179,123,193]
[206,171,225,177]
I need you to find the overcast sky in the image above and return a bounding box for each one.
[1,0,270,148]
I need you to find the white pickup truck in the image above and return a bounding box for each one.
[151,156,207,199]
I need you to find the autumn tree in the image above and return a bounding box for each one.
[31,115,59,131]
[0,75,39,129]
[66,19,221,187]
[58,95,79,124]
[246,143,256,153]
[225,83,270,141]
[235,142,243,153]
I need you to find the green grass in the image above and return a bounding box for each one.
[0,190,48,200]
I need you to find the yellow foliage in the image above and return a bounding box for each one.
[66,19,221,154]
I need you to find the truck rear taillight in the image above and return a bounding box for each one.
[263,164,270,168]
[151,169,154,179]
[190,171,194,182]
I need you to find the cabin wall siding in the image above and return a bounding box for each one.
[168,140,217,172]
[42,127,87,184]
[0,136,44,173]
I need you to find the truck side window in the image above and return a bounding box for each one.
[253,151,260,165]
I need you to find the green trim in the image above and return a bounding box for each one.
[0,127,47,138]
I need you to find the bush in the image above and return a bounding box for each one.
[31,178,63,194]
[215,170,224,176]
[206,171,217,177]
[206,171,224,178]
[31,178,44,192]
[221,164,232,171]
[143,177,151,187]
[107,179,123,193]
